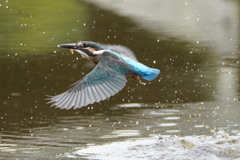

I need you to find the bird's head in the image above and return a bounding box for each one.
[58,41,105,59]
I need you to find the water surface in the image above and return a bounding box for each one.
[0,0,239,159]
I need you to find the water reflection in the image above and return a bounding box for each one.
[85,0,239,55]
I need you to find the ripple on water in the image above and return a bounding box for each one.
[0,143,41,154]
[148,109,180,116]
[158,123,177,127]
[165,130,181,133]
[163,116,180,120]
[194,124,206,128]
[116,103,144,108]
[100,130,140,139]
[112,103,168,109]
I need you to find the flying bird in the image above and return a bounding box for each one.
[47,41,160,110]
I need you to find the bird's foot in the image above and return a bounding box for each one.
[139,81,146,85]
[132,75,146,85]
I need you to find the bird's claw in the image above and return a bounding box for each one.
[139,81,146,85]
[132,75,146,85]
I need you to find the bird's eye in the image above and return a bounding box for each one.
[83,43,87,47]
[76,42,85,47]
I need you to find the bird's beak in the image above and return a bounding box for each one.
[58,43,96,58]
[57,43,77,49]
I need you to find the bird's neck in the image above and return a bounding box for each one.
[90,56,100,64]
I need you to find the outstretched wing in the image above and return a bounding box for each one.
[47,57,127,110]
[103,44,138,61]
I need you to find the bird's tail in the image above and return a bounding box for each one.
[141,68,160,81]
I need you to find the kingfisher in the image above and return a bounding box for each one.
[47,41,160,110]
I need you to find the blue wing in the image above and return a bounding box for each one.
[102,49,160,81]
[47,56,127,110]
[103,44,138,61]
[120,55,160,81]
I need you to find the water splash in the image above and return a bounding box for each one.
[67,131,240,159]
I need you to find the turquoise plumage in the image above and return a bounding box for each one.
[119,52,160,81]
[47,41,160,110]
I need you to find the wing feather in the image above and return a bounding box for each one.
[98,84,110,98]
[54,92,71,108]
[106,82,120,94]
[73,89,81,110]
[102,83,115,96]
[84,87,90,106]
[90,85,101,103]
[47,51,128,109]
[80,88,85,108]
[67,91,77,110]
[103,44,137,61]
[62,91,74,109]
[94,84,107,100]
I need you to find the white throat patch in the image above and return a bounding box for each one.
[93,50,105,55]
